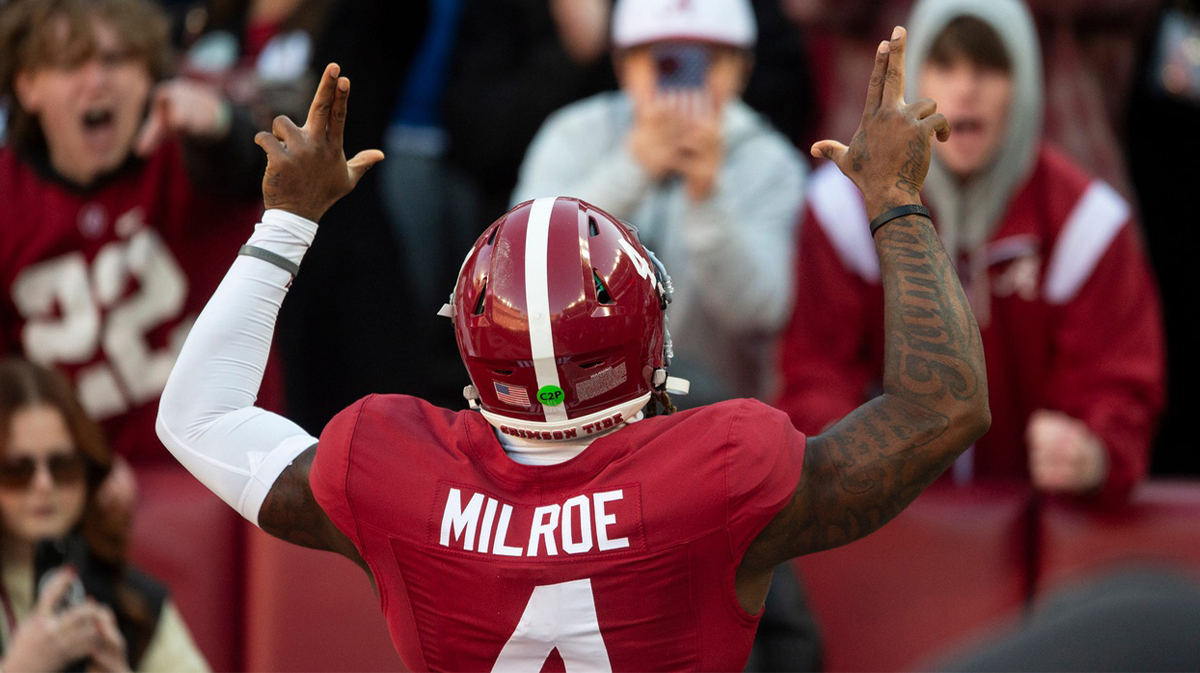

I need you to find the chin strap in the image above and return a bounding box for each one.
[644,247,680,369]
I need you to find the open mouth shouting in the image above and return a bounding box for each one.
[80,104,118,148]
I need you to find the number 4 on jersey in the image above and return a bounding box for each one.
[492,579,612,672]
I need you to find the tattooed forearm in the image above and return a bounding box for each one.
[804,215,986,547]
[745,396,951,564]
[878,218,982,404]
[745,214,987,568]
[745,26,985,571]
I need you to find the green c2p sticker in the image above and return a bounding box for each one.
[537,385,565,406]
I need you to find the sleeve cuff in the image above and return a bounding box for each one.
[262,209,319,242]
[247,210,321,267]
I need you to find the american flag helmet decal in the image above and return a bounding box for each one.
[493,382,530,407]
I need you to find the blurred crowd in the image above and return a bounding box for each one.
[0,0,1197,669]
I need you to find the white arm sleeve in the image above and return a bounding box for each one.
[156,209,319,526]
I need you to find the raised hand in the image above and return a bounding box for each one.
[550,0,611,64]
[253,63,385,222]
[134,79,232,157]
[811,27,950,218]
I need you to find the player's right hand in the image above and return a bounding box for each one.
[810,26,951,219]
[253,63,384,222]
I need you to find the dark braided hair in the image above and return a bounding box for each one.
[644,389,676,418]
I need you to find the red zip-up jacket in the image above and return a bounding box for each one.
[777,146,1164,502]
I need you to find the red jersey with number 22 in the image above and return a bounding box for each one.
[311,395,805,671]
[0,143,269,463]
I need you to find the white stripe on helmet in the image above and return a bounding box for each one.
[525,197,569,422]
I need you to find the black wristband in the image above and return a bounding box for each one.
[869,204,932,237]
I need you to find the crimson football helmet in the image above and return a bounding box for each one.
[439,197,688,441]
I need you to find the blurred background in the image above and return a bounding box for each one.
[1,0,1198,670]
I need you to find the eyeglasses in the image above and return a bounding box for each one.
[0,454,88,490]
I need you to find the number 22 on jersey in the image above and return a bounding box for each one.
[12,208,189,419]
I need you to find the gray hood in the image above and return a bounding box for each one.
[905,0,1043,258]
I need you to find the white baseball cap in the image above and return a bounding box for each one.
[611,0,758,50]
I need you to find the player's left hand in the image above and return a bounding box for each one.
[134,79,232,157]
[1027,409,1108,494]
[811,27,951,218]
[253,63,384,222]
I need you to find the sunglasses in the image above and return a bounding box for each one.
[0,454,88,490]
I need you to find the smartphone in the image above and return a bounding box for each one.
[34,537,86,614]
[654,43,710,90]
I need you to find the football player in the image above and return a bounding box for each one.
[157,27,988,670]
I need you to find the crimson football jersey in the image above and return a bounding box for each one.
[0,143,275,463]
[311,395,806,671]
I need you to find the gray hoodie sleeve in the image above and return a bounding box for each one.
[682,132,806,333]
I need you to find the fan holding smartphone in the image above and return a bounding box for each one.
[513,0,807,406]
[621,36,746,202]
[0,359,207,672]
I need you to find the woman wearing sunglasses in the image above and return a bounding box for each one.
[0,358,207,672]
